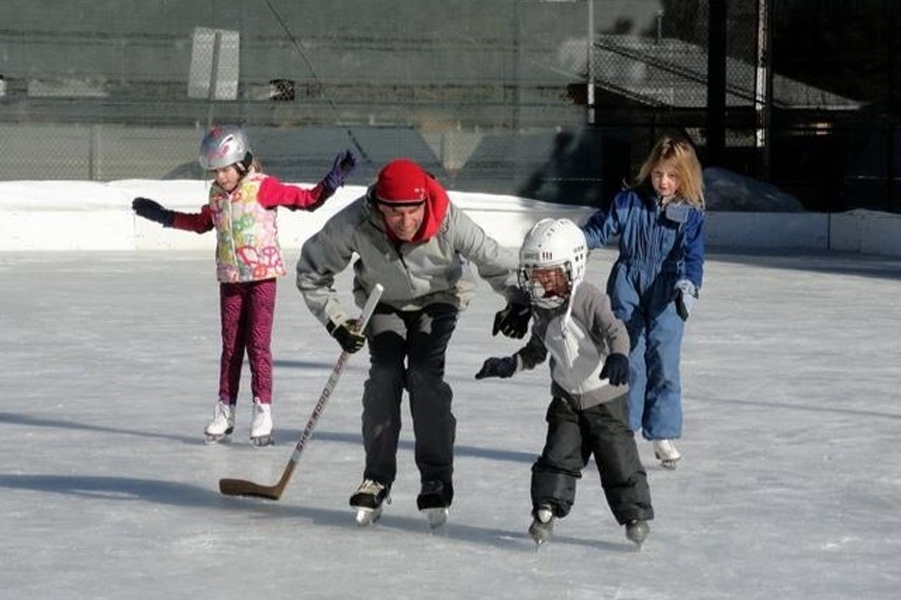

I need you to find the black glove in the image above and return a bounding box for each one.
[474,356,517,380]
[673,279,698,321]
[326,319,366,354]
[132,197,174,227]
[599,353,629,386]
[492,302,531,339]
[323,150,357,190]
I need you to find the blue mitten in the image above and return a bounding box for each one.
[323,150,357,190]
[474,356,517,380]
[673,279,698,321]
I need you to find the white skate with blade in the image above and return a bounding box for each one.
[249,400,274,447]
[653,439,681,469]
[204,401,235,444]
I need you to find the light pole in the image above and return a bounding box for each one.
[587,0,595,125]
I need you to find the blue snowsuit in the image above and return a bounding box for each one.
[581,186,705,439]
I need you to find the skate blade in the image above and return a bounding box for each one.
[251,435,275,447]
[654,448,681,470]
[204,425,234,445]
[422,507,449,529]
[626,521,650,549]
[354,506,383,527]
[528,520,554,546]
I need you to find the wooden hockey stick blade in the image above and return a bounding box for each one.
[219,462,296,500]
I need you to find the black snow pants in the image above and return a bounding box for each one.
[360,302,459,492]
[531,395,654,525]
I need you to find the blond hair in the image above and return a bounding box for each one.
[634,135,705,210]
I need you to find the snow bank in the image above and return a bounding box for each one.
[0,180,595,251]
[2,180,900,256]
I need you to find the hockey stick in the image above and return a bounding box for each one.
[219,283,384,500]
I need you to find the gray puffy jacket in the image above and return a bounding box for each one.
[296,194,522,327]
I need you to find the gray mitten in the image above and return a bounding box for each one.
[673,279,698,321]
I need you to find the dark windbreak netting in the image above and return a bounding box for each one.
[0,0,898,212]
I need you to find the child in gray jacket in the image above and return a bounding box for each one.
[476,218,653,547]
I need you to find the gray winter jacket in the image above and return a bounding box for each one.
[296,194,522,327]
[515,282,631,409]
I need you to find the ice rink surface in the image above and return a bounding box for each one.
[1,248,900,600]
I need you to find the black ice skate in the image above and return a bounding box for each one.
[625,519,650,549]
[416,480,453,528]
[528,505,555,546]
[350,479,390,526]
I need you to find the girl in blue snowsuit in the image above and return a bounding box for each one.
[581,134,705,469]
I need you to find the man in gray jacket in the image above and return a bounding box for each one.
[296,158,529,527]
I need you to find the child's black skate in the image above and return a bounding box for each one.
[350,479,390,527]
[416,481,453,529]
[528,505,555,546]
[625,519,650,549]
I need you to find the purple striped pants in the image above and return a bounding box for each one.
[218,278,277,405]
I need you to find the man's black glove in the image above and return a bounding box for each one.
[132,197,174,227]
[599,352,630,386]
[326,319,366,354]
[474,356,517,380]
[492,302,531,339]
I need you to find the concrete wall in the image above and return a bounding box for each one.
[829,210,901,256]
[706,210,901,256]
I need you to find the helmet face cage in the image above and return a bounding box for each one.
[518,263,572,309]
[198,125,252,171]
[518,218,587,309]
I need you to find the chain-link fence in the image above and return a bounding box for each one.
[0,1,898,212]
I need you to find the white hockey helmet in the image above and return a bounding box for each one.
[518,218,588,309]
[198,125,253,171]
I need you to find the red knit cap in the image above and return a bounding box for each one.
[375,159,428,205]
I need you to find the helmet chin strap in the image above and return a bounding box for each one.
[559,279,581,337]
[235,152,253,176]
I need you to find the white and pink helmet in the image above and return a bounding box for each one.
[198,125,252,171]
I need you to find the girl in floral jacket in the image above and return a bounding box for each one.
[132,125,356,446]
